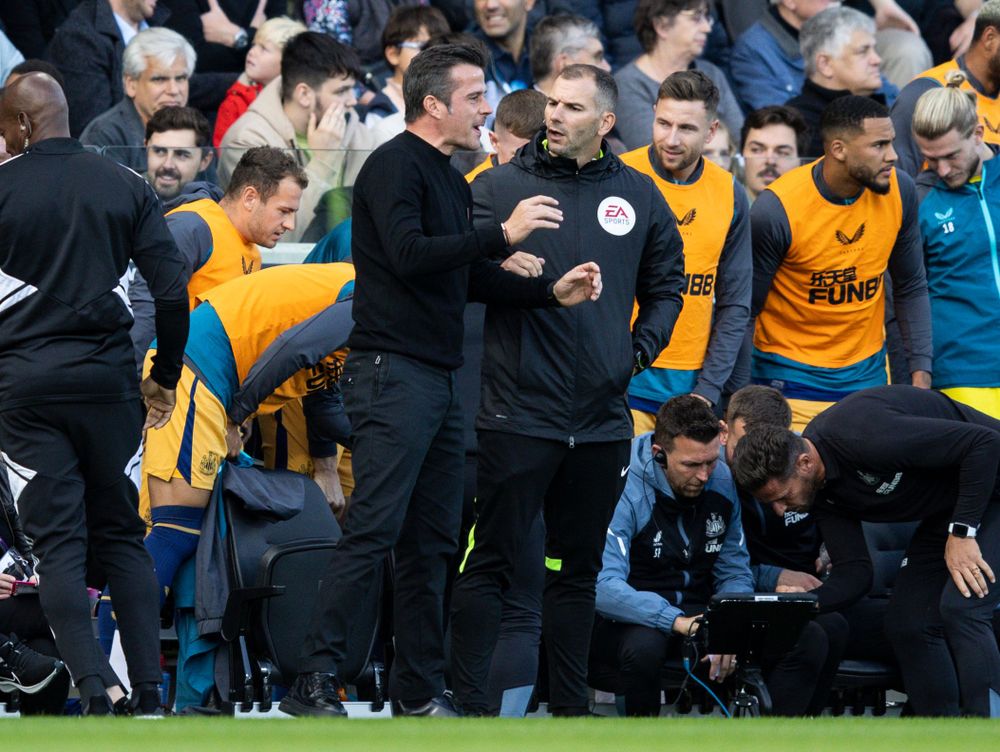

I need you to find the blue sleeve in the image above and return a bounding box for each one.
[693,178,752,404]
[711,483,755,594]
[751,563,783,592]
[595,490,682,634]
[165,211,215,278]
[888,170,933,375]
[229,301,353,425]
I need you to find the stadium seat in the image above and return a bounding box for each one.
[215,463,386,714]
[829,521,918,716]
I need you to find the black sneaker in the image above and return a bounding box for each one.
[0,634,65,695]
[130,687,166,717]
[279,672,348,718]
[81,695,113,716]
[397,692,460,717]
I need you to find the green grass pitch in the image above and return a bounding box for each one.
[3,717,998,751]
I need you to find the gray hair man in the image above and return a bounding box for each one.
[529,14,609,95]
[80,27,195,172]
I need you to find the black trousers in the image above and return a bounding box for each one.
[883,504,1000,716]
[0,400,160,690]
[590,612,847,717]
[450,432,631,714]
[297,351,465,703]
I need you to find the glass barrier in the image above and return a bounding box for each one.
[82,144,817,247]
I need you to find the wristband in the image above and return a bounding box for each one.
[500,222,512,246]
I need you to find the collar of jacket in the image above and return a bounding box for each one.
[759,6,801,61]
[512,128,620,180]
[246,77,297,144]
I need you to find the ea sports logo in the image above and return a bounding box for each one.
[597,196,635,236]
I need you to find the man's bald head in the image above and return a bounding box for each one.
[0,72,70,156]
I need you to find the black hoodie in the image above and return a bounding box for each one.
[471,131,686,444]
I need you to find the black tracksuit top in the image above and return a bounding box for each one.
[471,131,686,444]
[0,138,189,409]
[804,386,1000,611]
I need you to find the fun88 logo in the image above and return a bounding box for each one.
[597,197,636,236]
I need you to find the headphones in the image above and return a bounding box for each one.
[652,446,667,466]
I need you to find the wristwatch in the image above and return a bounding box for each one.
[948,522,978,539]
[233,28,250,50]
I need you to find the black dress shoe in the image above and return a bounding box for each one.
[82,695,113,716]
[279,672,348,717]
[396,693,460,717]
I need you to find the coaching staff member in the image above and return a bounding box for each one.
[0,73,189,715]
[280,44,604,719]
[732,385,1000,717]
[450,64,687,717]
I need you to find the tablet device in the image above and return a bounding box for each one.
[703,592,818,659]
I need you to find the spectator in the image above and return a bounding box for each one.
[620,70,750,421]
[913,73,1000,419]
[749,96,932,431]
[892,0,1000,177]
[473,0,536,110]
[213,16,306,148]
[145,106,214,203]
[304,0,422,71]
[278,44,599,719]
[219,31,386,242]
[364,5,451,122]
[529,14,610,96]
[703,119,733,170]
[729,0,838,112]
[591,395,843,716]
[787,6,895,158]
[466,88,547,180]
[730,0,925,112]
[161,0,285,74]
[0,29,25,84]
[450,64,685,718]
[740,104,808,202]
[5,59,65,90]
[614,0,743,151]
[0,71,189,716]
[731,386,1000,717]
[0,0,81,60]
[47,0,170,137]
[80,27,194,173]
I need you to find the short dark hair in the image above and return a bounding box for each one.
[725,386,792,431]
[819,95,890,145]
[656,69,719,118]
[225,146,308,202]
[556,63,618,113]
[9,59,65,90]
[280,31,362,103]
[740,105,809,154]
[381,5,451,63]
[402,43,487,124]
[633,0,707,54]
[145,105,211,147]
[529,14,602,82]
[495,89,547,139]
[730,424,805,494]
[653,395,721,451]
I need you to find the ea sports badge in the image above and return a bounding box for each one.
[597,197,635,236]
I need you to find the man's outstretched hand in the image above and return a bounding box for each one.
[553,262,602,307]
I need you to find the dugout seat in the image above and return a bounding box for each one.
[829,521,918,716]
[215,463,386,713]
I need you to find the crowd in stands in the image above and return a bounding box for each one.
[2,0,1000,720]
